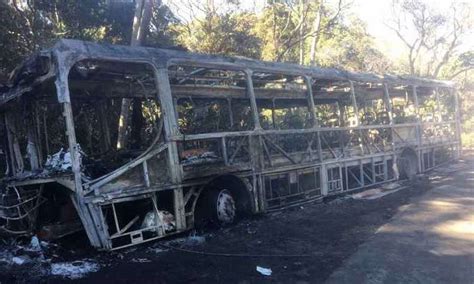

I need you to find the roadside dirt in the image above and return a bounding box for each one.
[1,155,471,283]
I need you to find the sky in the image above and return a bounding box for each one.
[351,0,473,58]
[352,0,404,57]
[164,0,473,60]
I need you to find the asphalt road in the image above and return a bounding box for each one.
[327,160,474,283]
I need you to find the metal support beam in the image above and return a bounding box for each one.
[305,76,318,127]
[349,80,360,126]
[320,164,328,196]
[453,89,462,158]
[383,83,393,125]
[434,88,442,123]
[412,86,422,172]
[153,66,186,231]
[59,102,83,195]
[154,67,179,138]
[245,70,262,130]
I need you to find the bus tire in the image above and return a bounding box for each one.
[206,188,236,226]
[398,148,418,180]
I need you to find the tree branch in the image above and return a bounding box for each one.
[448,67,473,80]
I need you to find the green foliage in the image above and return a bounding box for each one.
[146,4,179,48]
[0,0,469,89]
[253,3,300,62]
[0,0,471,146]
[315,17,392,73]
[0,2,53,75]
[173,12,261,58]
[35,0,110,41]
[170,0,389,72]
[0,1,177,77]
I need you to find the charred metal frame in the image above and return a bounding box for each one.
[0,40,461,250]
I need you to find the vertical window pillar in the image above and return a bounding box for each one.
[62,103,83,194]
[305,76,318,127]
[154,67,179,138]
[412,85,422,171]
[434,87,442,122]
[153,66,186,230]
[306,76,323,161]
[55,66,83,195]
[383,83,393,125]
[349,80,360,126]
[453,88,462,158]
[412,85,420,121]
[245,69,262,130]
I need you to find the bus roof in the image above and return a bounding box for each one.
[0,39,455,108]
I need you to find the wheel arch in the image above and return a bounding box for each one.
[398,147,419,180]
[204,174,254,215]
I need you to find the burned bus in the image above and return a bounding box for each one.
[0,40,461,250]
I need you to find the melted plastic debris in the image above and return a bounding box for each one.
[181,151,219,165]
[256,266,272,276]
[141,210,176,232]
[45,148,71,171]
[12,255,31,265]
[0,237,99,280]
[28,236,42,252]
[45,146,84,172]
[50,260,99,279]
[0,245,48,279]
[0,236,44,266]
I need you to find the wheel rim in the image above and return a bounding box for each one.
[216,189,236,224]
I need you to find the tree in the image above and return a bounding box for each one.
[0,0,116,77]
[0,0,178,78]
[388,0,473,146]
[172,4,261,58]
[146,3,179,48]
[168,0,390,72]
[315,17,393,73]
[308,0,347,65]
[388,0,473,78]
[0,1,53,76]
[252,0,350,64]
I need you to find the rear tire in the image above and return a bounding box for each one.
[398,148,418,180]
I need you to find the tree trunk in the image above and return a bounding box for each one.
[117,0,155,149]
[299,0,305,65]
[309,0,323,65]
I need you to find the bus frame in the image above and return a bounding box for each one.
[0,40,461,250]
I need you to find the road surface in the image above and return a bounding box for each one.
[327,159,474,283]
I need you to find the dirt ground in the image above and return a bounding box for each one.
[0,154,472,283]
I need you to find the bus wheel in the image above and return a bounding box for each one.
[398,148,418,180]
[208,188,236,226]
